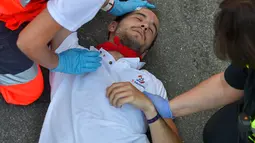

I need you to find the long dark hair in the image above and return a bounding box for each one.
[214,0,255,67]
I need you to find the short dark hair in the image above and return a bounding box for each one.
[109,12,158,51]
[214,0,255,67]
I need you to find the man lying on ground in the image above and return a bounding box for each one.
[39,8,181,143]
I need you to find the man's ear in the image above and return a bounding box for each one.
[108,21,118,32]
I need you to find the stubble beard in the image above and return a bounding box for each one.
[116,29,142,53]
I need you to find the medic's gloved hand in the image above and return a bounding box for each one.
[51,48,102,74]
[110,0,156,16]
[143,91,174,119]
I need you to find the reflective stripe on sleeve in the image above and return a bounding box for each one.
[0,63,38,85]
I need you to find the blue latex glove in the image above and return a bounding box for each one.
[109,0,156,16]
[51,48,102,74]
[143,91,173,119]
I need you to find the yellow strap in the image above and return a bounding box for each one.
[252,120,255,129]
[247,64,250,69]
[249,135,255,143]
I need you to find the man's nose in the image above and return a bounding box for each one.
[141,24,149,31]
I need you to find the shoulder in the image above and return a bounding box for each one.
[47,0,105,31]
[140,70,168,99]
[140,70,161,82]
[224,64,248,90]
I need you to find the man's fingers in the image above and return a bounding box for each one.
[106,82,128,97]
[108,85,129,104]
[106,83,122,98]
[116,96,134,108]
[111,91,130,107]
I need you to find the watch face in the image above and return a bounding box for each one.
[102,0,115,12]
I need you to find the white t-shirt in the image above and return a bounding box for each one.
[47,0,105,31]
[39,33,168,143]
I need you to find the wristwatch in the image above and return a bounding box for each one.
[101,0,115,12]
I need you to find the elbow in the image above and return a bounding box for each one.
[16,32,35,56]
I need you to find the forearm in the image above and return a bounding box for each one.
[22,44,59,69]
[170,72,244,117]
[145,108,181,143]
[51,28,72,52]
[17,9,62,69]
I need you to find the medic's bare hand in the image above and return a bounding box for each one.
[109,0,156,16]
[51,48,102,74]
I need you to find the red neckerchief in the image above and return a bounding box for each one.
[96,36,141,58]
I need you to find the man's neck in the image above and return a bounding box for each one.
[107,39,124,61]
[108,51,124,61]
[102,38,138,60]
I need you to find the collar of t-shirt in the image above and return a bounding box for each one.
[90,46,145,70]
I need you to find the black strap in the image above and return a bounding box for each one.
[243,69,255,116]
[238,68,255,143]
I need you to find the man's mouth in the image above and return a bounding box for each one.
[133,29,144,41]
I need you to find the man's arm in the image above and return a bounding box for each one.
[170,72,244,117]
[144,108,181,143]
[17,9,61,69]
[106,82,181,143]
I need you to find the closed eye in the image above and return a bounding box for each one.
[135,17,142,21]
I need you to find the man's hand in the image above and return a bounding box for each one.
[106,82,155,114]
[109,0,156,16]
[51,48,102,74]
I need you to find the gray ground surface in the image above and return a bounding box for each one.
[1,0,229,143]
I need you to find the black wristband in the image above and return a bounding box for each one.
[147,113,161,124]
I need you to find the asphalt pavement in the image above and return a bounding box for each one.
[0,0,228,143]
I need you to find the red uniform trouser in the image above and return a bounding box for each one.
[0,66,44,105]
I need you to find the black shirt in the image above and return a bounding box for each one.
[0,22,33,74]
[225,64,255,116]
[224,64,248,90]
[224,64,255,143]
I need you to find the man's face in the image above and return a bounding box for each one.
[109,8,160,54]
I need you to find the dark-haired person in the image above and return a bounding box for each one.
[39,8,181,143]
[142,0,255,142]
[0,0,154,105]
